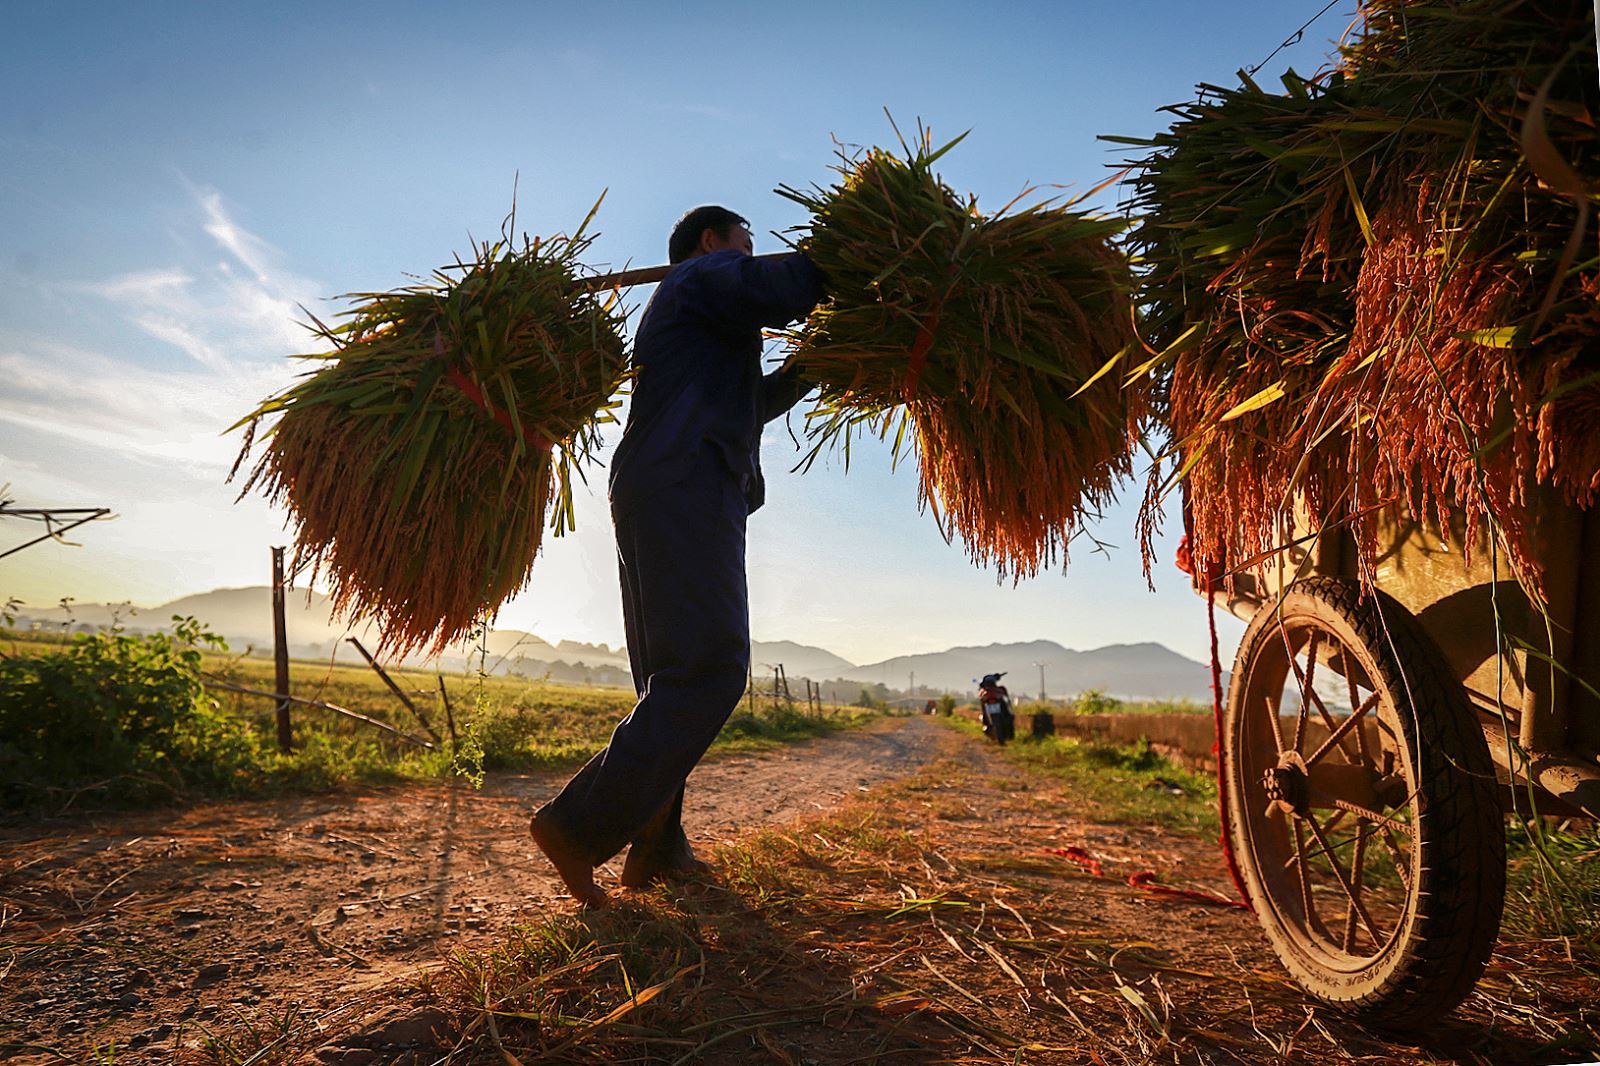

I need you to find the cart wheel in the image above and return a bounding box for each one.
[1223,577,1504,1026]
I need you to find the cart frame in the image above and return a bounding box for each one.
[1205,492,1600,819]
[1192,489,1597,1024]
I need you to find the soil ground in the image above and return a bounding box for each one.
[1,716,1593,1065]
[0,717,946,1060]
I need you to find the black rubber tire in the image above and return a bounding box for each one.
[1222,577,1505,1027]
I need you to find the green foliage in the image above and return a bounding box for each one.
[1504,819,1600,961]
[854,682,891,710]
[935,693,957,716]
[1060,691,1208,716]
[0,617,259,806]
[1081,736,1166,773]
[1070,688,1123,715]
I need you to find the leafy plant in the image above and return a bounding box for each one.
[0,617,259,807]
[1071,687,1123,715]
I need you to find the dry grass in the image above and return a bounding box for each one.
[416,732,1597,1064]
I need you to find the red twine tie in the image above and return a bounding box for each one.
[902,304,943,403]
[436,333,550,452]
[900,266,961,403]
[1044,845,1104,878]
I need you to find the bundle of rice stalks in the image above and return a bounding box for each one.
[231,211,629,657]
[780,128,1146,577]
[1121,0,1600,593]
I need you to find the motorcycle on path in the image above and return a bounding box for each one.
[977,672,1015,744]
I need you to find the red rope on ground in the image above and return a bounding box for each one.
[1127,870,1249,910]
[1041,846,1246,910]
[1043,845,1103,878]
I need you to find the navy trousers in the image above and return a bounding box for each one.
[537,445,750,865]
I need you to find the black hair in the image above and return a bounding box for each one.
[668,205,749,264]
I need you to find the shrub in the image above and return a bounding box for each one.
[1070,688,1123,715]
[0,617,258,806]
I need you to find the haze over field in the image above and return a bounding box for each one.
[1,2,1350,669]
[9,587,1221,701]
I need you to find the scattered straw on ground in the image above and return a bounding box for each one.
[416,730,1597,1064]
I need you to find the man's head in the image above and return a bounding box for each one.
[668,205,753,264]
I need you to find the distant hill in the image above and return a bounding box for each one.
[843,640,1218,702]
[11,588,627,674]
[749,640,856,681]
[11,587,1219,701]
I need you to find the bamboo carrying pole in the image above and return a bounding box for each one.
[569,252,789,293]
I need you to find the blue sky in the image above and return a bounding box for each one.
[1,2,1355,666]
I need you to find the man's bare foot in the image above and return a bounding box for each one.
[529,812,609,909]
[620,830,711,889]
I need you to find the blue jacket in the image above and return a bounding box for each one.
[609,249,826,513]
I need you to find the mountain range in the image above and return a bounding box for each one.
[13,586,1219,701]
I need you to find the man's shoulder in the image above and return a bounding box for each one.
[649,252,745,316]
[664,250,743,285]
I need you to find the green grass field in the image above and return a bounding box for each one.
[0,626,875,809]
[945,714,1219,833]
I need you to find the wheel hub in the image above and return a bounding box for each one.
[1263,754,1311,816]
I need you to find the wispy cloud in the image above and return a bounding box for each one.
[0,184,321,468]
[197,188,281,285]
[75,185,321,372]
[0,341,284,472]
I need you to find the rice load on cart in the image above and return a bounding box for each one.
[1120,0,1599,1025]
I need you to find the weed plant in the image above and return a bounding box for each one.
[0,619,258,807]
[1504,819,1600,964]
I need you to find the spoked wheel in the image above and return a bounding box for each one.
[1223,577,1504,1026]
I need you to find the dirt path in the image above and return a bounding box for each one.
[6,717,1590,1064]
[0,716,957,1060]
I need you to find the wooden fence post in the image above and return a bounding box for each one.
[437,675,459,753]
[271,546,292,753]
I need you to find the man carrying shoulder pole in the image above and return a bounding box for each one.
[530,206,825,907]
